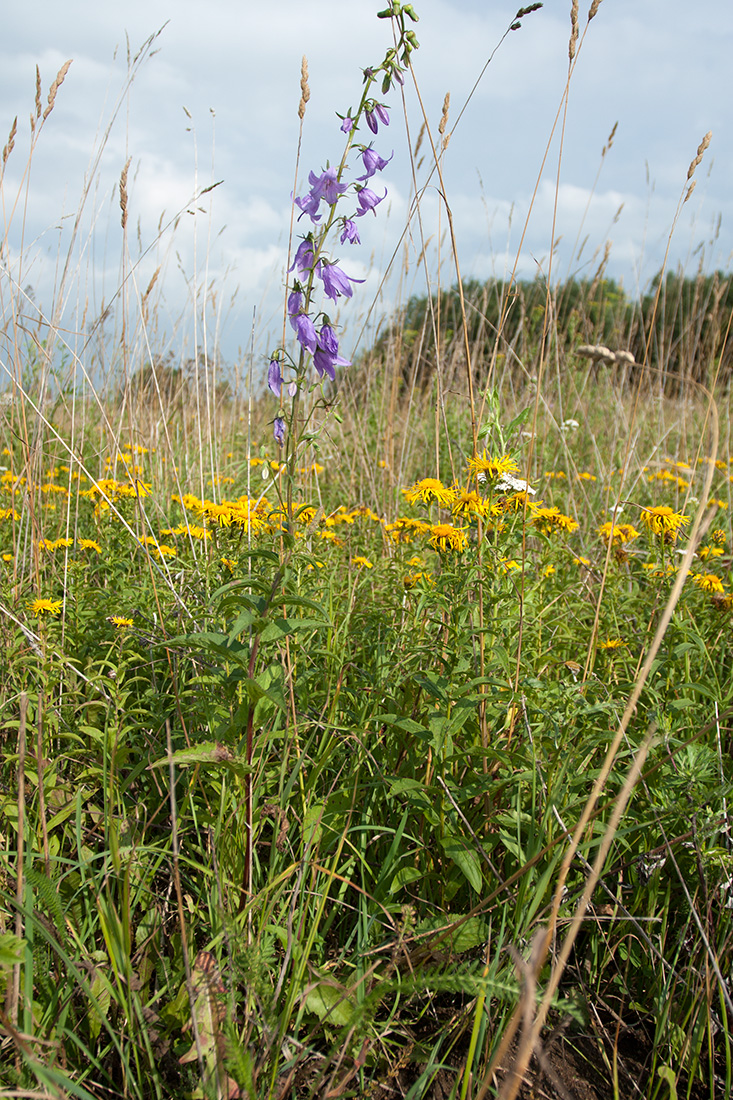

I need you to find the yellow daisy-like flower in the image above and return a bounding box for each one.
[698,546,723,560]
[531,506,579,536]
[451,490,492,519]
[598,522,640,545]
[385,517,432,543]
[574,556,591,567]
[29,598,62,616]
[640,505,690,540]
[429,524,468,553]
[542,564,556,578]
[499,491,537,514]
[403,478,457,507]
[691,573,725,594]
[711,528,727,546]
[599,638,626,650]
[467,452,519,481]
[78,538,102,553]
[220,557,238,572]
[54,537,74,549]
[403,571,434,588]
[352,556,373,568]
[711,592,733,612]
[109,615,134,629]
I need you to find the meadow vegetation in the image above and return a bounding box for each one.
[1,3,733,1098]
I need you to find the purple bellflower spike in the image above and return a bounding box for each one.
[290,310,318,354]
[357,146,393,180]
[355,185,387,218]
[308,166,348,206]
[294,190,322,223]
[273,417,286,445]
[288,289,318,352]
[314,324,351,380]
[317,323,340,357]
[290,240,318,276]
[319,261,365,304]
[288,288,304,316]
[340,218,361,245]
[288,240,319,277]
[365,103,389,133]
[268,359,283,397]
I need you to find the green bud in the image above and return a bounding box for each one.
[403,3,419,20]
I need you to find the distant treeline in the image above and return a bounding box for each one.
[368,271,733,392]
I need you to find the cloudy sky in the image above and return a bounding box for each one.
[1,0,731,376]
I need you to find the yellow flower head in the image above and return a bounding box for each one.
[691,572,725,594]
[467,452,519,482]
[29,598,62,617]
[429,523,468,553]
[598,522,640,545]
[352,556,373,568]
[403,571,434,588]
[108,615,134,629]
[403,478,457,507]
[451,490,492,519]
[599,638,627,650]
[531,506,579,536]
[640,505,690,540]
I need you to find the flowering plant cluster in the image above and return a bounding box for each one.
[267,2,420,452]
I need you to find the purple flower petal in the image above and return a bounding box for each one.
[308,166,348,206]
[319,261,365,304]
[340,218,361,245]
[357,146,393,180]
[268,359,283,397]
[355,185,387,218]
[274,417,286,445]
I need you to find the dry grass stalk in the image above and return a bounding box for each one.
[2,116,17,167]
[687,130,712,180]
[569,0,579,61]
[601,120,617,157]
[413,119,426,160]
[43,59,72,122]
[298,56,310,120]
[34,65,42,123]
[438,92,450,135]
[119,157,132,230]
[587,0,603,19]
[439,92,450,152]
